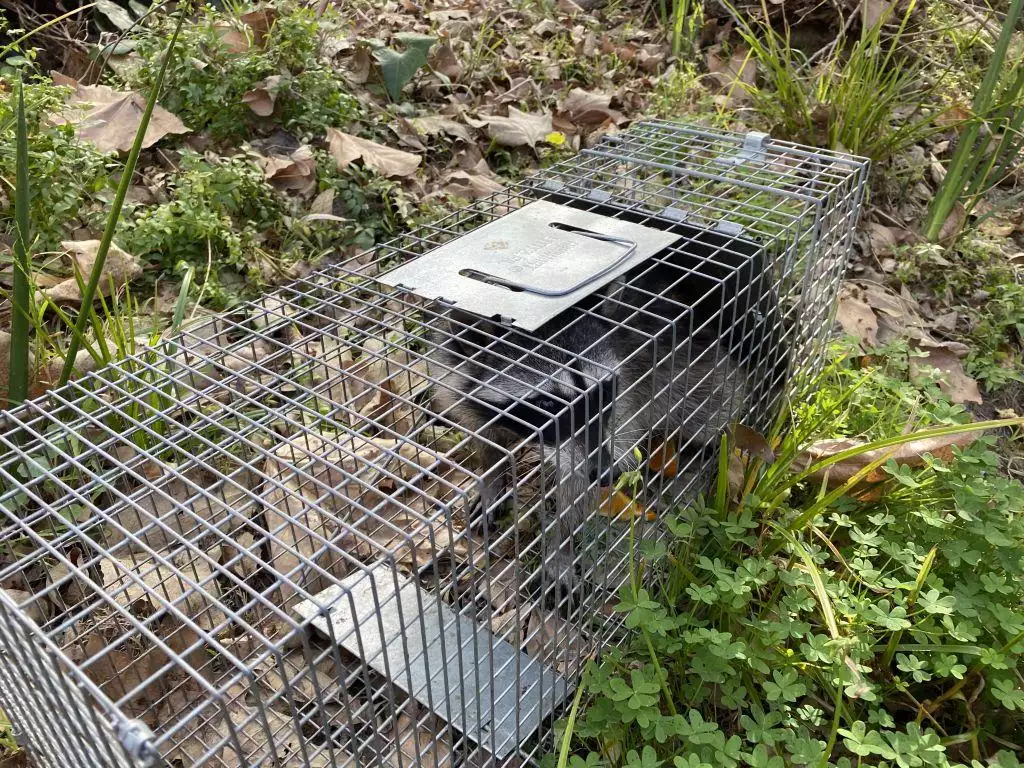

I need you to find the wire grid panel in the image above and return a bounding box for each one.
[0,122,868,768]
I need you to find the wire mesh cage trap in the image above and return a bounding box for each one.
[0,122,868,768]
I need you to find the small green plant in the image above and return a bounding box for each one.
[8,78,31,407]
[127,2,361,139]
[924,0,1024,241]
[963,282,1024,390]
[649,62,718,120]
[896,238,1024,391]
[660,0,703,60]
[0,79,112,251]
[370,32,437,101]
[58,4,187,386]
[727,0,944,162]
[122,150,285,304]
[554,353,1024,767]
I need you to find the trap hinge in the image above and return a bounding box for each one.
[717,131,771,167]
[114,718,158,766]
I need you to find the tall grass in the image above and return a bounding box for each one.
[924,0,1024,241]
[56,9,187,386]
[8,80,31,406]
[662,0,703,59]
[726,0,944,162]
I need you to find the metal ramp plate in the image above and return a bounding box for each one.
[294,564,570,759]
[378,200,679,331]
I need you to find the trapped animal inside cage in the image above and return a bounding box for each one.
[0,123,867,768]
[425,200,791,604]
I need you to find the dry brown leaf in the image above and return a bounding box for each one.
[213,21,250,54]
[861,221,899,258]
[309,188,335,216]
[910,340,983,405]
[429,42,464,80]
[347,44,374,84]
[259,145,317,195]
[637,43,667,73]
[239,7,277,46]
[863,0,898,30]
[558,87,624,128]
[409,115,473,143]
[51,72,189,154]
[836,284,879,348]
[525,608,588,676]
[796,429,983,488]
[242,74,284,116]
[438,169,504,199]
[979,216,1016,238]
[385,703,454,768]
[706,44,756,107]
[262,447,350,611]
[263,428,477,575]
[937,202,967,244]
[531,19,562,37]
[65,550,226,717]
[327,128,421,178]
[44,240,142,304]
[479,106,553,149]
[730,423,775,463]
[106,466,256,554]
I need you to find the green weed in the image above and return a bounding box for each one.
[648,63,718,120]
[924,0,1024,240]
[554,354,1024,767]
[0,79,112,251]
[727,0,943,162]
[897,238,1024,390]
[126,2,361,140]
[122,150,285,306]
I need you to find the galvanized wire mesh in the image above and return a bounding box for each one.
[0,122,868,768]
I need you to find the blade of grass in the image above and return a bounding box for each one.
[8,78,32,406]
[769,417,1024,509]
[0,3,98,59]
[556,675,587,768]
[57,6,187,386]
[925,0,1024,239]
[881,547,936,667]
[171,263,195,333]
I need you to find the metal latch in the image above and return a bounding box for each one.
[717,131,770,167]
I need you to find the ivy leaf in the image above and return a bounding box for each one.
[372,33,437,101]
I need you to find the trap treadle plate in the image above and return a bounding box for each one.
[379,200,679,331]
[295,564,570,758]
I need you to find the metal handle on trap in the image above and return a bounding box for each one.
[461,226,638,298]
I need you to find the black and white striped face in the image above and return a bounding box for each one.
[438,312,623,483]
[477,362,617,464]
